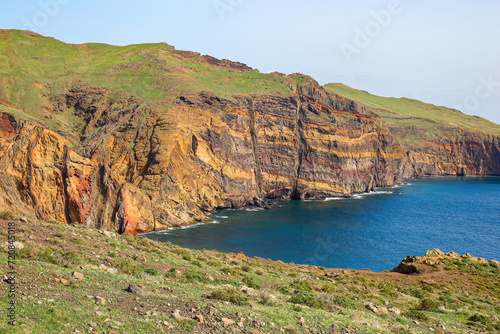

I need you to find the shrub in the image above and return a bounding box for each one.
[165,268,177,278]
[243,276,261,289]
[0,211,13,219]
[418,298,439,312]
[191,260,203,268]
[181,250,192,261]
[333,296,357,309]
[290,280,313,293]
[184,269,209,283]
[467,314,491,325]
[241,265,251,272]
[144,268,159,276]
[289,292,324,309]
[404,310,429,321]
[115,260,143,275]
[208,288,248,306]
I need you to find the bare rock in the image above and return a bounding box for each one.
[127,284,149,296]
[378,307,389,314]
[222,317,235,326]
[94,296,106,305]
[72,272,85,280]
[365,303,378,313]
[193,314,204,324]
[388,307,401,315]
[425,249,445,257]
[171,309,188,321]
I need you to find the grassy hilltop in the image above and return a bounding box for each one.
[1,218,499,334]
[0,29,302,139]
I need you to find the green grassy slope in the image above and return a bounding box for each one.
[1,218,499,333]
[0,30,299,132]
[324,83,500,147]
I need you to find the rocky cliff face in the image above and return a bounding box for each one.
[0,30,498,234]
[401,133,500,178]
[0,81,407,234]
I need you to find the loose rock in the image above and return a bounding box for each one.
[365,303,378,313]
[72,272,85,280]
[127,284,149,296]
[222,317,235,326]
[388,307,401,315]
[95,296,106,305]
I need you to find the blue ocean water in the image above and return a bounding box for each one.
[143,177,500,271]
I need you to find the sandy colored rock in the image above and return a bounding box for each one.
[72,272,85,280]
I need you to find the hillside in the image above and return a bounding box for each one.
[0,29,499,232]
[1,217,499,333]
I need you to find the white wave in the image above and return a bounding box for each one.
[215,215,228,219]
[324,197,344,201]
[245,207,264,212]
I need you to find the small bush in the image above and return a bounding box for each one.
[241,265,251,272]
[258,296,277,306]
[208,288,248,306]
[467,314,491,325]
[184,269,209,283]
[243,276,261,289]
[289,292,324,309]
[405,310,429,321]
[165,268,177,278]
[191,260,203,268]
[418,298,439,312]
[221,266,240,276]
[333,296,357,309]
[115,260,143,275]
[144,268,159,276]
[181,250,192,261]
[290,280,313,293]
[0,211,13,219]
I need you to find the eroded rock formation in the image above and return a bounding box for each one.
[0,81,411,233]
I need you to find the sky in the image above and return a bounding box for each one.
[1,0,499,124]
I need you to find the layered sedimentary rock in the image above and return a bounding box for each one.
[0,81,405,233]
[401,133,500,178]
[0,30,498,234]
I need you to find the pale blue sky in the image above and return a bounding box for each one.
[1,0,499,123]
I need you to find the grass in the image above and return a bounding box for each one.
[0,29,297,141]
[1,218,499,333]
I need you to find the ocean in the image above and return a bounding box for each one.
[143,176,500,271]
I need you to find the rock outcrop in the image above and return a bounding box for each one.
[401,133,500,177]
[0,80,405,234]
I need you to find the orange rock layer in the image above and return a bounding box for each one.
[0,81,498,234]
